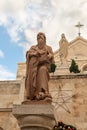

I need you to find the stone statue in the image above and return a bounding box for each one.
[59,33,68,63]
[25,32,54,100]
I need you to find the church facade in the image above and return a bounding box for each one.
[54,35,87,75]
[0,35,87,130]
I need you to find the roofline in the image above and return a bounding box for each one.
[54,36,87,54]
[69,36,87,46]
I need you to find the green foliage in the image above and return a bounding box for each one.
[53,121,77,130]
[69,59,80,73]
[50,63,56,73]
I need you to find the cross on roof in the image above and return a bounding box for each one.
[75,22,84,36]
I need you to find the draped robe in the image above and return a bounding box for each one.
[25,45,54,100]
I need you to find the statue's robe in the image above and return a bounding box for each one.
[25,45,54,100]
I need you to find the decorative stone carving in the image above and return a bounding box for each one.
[59,33,68,64]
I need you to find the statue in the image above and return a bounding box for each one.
[25,32,54,100]
[59,33,68,64]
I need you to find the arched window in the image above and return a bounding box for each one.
[83,65,87,71]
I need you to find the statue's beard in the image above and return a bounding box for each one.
[38,40,45,49]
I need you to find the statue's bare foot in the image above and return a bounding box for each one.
[36,92,45,100]
[35,92,52,102]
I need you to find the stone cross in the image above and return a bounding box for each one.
[75,22,84,36]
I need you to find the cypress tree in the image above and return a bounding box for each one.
[69,59,80,73]
[50,63,56,73]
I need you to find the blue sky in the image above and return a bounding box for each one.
[0,26,25,80]
[0,0,87,80]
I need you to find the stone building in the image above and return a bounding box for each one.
[0,35,87,130]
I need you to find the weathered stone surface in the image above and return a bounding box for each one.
[50,75,87,129]
[0,81,20,94]
[1,74,87,129]
[13,104,54,117]
[21,127,49,130]
[0,112,20,130]
[0,79,25,108]
[13,104,55,130]
[16,62,26,80]
[75,122,87,130]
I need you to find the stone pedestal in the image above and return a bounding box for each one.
[12,101,56,130]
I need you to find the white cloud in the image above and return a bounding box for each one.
[0,65,15,80]
[0,0,87,51]
[0,50,4,58]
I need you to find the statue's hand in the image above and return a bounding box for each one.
[37,50,46,56]
[38,55,49,64]
[47,53,52,60]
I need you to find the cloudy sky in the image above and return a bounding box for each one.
[0,0,87,80]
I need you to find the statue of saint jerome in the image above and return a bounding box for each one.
[25,32,54,100]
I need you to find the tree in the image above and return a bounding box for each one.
[50,63,56,73]
[69,59,80,73]
[53,121,77,130]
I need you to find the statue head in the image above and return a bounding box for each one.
[37,32,46,49]
[61,33,65,39]
[37,32,46,41]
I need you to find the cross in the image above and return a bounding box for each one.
[75,22,84,36]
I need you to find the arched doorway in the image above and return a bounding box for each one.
[82,64,87,73]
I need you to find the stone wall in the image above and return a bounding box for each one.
[0,111,20,130]
[0,79,25,130]
[0,74,87,130]
[0,79,25,108]
[16,63,26,80]
[49,74,87,130]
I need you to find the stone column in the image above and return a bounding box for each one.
[12,101,56,130]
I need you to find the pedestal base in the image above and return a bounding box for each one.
[13,102,55,130]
